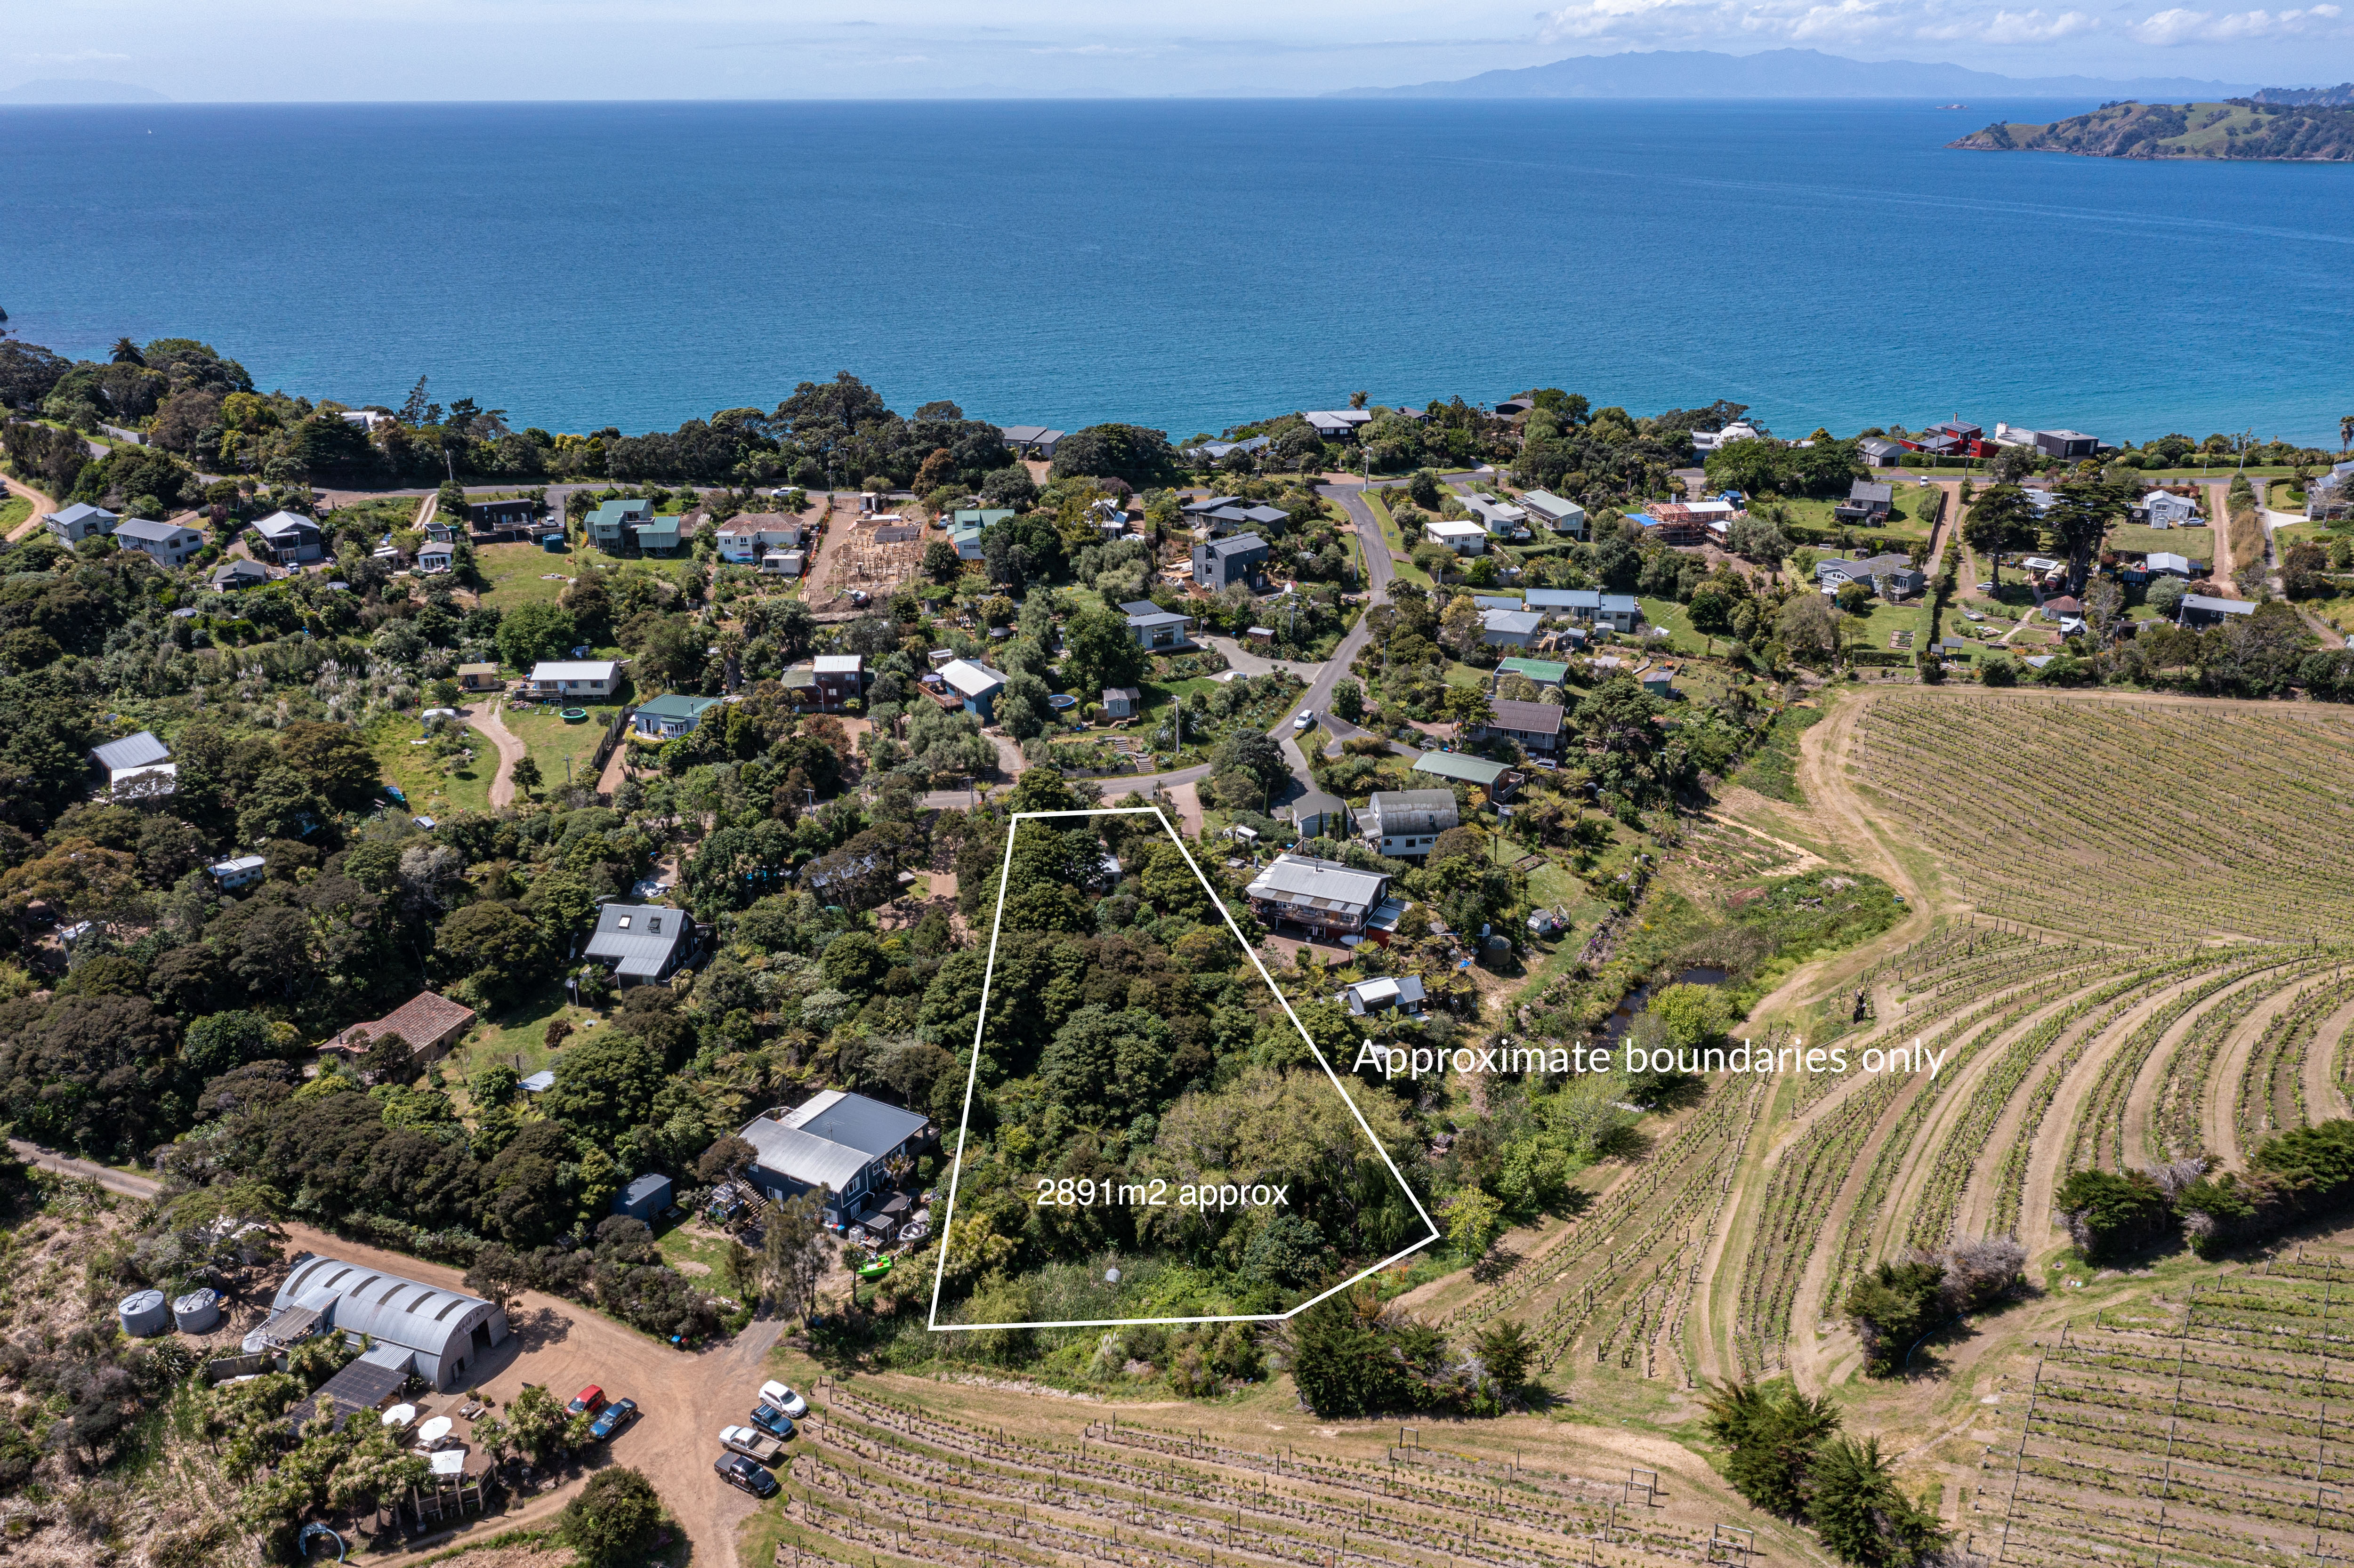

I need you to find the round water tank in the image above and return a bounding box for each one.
[242,1326,269,1355]
[172,1288,220,1334]
[118,1289,169,1337]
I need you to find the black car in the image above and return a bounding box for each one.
[715,1453,779,1498]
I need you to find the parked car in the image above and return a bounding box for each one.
[566,1385,606,1417]
[748,1404,797,1441]
[758,1380,809,1418]
[720,1425,786,1465]
[715,1453,780,1497]
[588,1398,638,1441]
[1293,709,1314,731]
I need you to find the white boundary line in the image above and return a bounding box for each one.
[927,806,1441,1332]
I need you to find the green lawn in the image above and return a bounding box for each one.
[2107,523,2213,563]
[370,713,492,820]
[445,977,609,1108]
[1442,661,1488,691]
[1770,488,1940,541]
[1844,598,1933,655]
[501,700,624,794]
[1637,597,1718,656]
[0,497,30,535]
[473,540,579,611]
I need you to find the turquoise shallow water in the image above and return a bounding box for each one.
[4,97,2350,444]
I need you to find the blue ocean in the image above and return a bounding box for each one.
[5,98,2351,446]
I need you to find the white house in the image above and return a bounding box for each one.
[1424,519,1486,556]
[1689,422,1760,453]
[1518,491,1586,537]
[528,659,622,698]
[417,542,456,574]
[112,517,203,568]
[1462,494,1529,538]
[1361,789,1458,859]
[209,854,266,890]
[2138,490,2202,528]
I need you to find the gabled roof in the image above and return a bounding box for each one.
[582,902,689,978]
[1201,532,1269,559]
[530,659,620,682]
[1366,788,1459,825]
[2181,594,2257,616]
[1126,608,1193,628]
[113,517,193,543]
[1486,699,1564,735]
[1245,853,1389,914]
[938,659,1007,699]
[1482,609,1543,635]
[782,1089,928,1159]
[1497,657,1569,684]
[1524,588,1598,610]
[252,510,320,539]
[92,731,170,772]
[813,654,864,675]
[1414,751,1512,786]
[211,558,272,586]
[636,693,723,722]
[1848,481,1894,504]
[339,990,476,1052]
[48,502,116,527]
[588,499,653,526]
[1518,489,1583,519]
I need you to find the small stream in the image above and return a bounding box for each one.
[1598,965,1729,1043]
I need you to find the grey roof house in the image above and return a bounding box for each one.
[739,1091,933,1223]
[582,902,694,984]
[1815,554,1924,599]
[1193,533,1270,593]
[1344,974,1426,1017]
[44,502,118,544]
[1481,608,1544,648]
[1125,605,1194,650]
[1473,698,1565,756]
[1834,480,1894,523]
[251,510,325,564]
[113,517,202,568]
[1243,853,1391,937]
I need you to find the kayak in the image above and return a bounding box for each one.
[856,1257,893,1279]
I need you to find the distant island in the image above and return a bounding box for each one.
[1332,47,2252,101]
[1950,96,2354,160]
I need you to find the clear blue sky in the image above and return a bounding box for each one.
[8,0,2350,100]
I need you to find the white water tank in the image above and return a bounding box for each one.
[118,1289,169,1337]
[172,1288,220,1334]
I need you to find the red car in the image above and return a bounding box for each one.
[566,1385,606,1417]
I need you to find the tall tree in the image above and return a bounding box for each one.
[1960,484,2040,588]
[2044,481,2130,594]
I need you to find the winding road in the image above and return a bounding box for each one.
[463,701,529,808]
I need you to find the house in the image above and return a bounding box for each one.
[457,663,501,692]
[946,525,986,561]
[813,654,865,706]
[1424,519,1487,555]
[43,502,117,544]
[92,731,170,776]
[2144,551,2194,578]
[1102,686,1142,719]
[632,693,724,739]
[1201,503,1290,538]
[210,558,272,591]
[2313,463,2354,521]
[739,1091,934,1226]
[1182,435,1270,464]
[1344,974,1426,1018]
[762,549,806,577]
[1362,788,1459,859]
[331,989,478,1063]
[1640,505,1709,546]
[2178,594,2259,628]
[269,1254,508,1392]
[1816,554,1925,599]
[422,518,456,545]
[1481,608,1543,649]
[1858,436,1908,468]
[1243,853,1392,940]
[612,1174,673,1223]
[632,514,682,555]
[587,498,653,550]
[999,426,1067,459]
[1287,790,1350,840]
[528,659,622,698]
[417,542,456,574]
[1301,410,1373,440]
[716,514,802,562]
[1688,422,1761,453]
[2139,490,2202,528]
[1193,533,1271,593]
[583,901,694,985]
[112,516,202,568]
[250,511,324,564]
[1413,749,1516,801]
[2034,429,2100,459]
[1180,494,1245,523]
[109,761,177,805]
[1685,498,1741,535]
[208,854,266,890]
[1835,481,1894,523]
[1641,665,1677,695]
[466,497,538,534]
[951,508,1015,531]
[1125,604,1194,651]
[937,659,1008,721]
[1473,698,1565,756]
[1595,594,1642,633]
[1495,656,1569,690]
[1463,494,1529,538]
[1518,490,1586,537]
[2040,595,2082,622]
[1903,420,1987,459]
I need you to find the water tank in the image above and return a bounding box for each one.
[172,1288,220,1334]
[242,1326,270,1355]
[118,1289,169,1337]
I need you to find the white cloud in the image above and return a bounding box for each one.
[2130,1,2341,39]
[1541,0,2106,45]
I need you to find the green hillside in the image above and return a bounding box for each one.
[1951,97,2354,160]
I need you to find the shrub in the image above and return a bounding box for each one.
[556,1466,665,1568]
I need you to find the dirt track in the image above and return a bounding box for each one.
[463,701,529,808]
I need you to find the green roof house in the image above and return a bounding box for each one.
[588,498,653,549]
[632,693,725,739]
[1413,749,1518,801]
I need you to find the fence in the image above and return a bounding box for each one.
[588,707,629,781]
[203,1351,273,1383]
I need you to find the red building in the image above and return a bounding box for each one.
[1899,420,1991,460]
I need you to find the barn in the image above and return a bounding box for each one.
[269,1253,510,1391]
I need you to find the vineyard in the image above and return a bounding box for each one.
[1847,695,2354,943]
[747,684,2354,1568]
[1979,1254,2354,1566]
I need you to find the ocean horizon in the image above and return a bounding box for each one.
[6,97,2352,446]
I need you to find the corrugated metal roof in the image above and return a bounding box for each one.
[742,1117,871,1193]
[1487,699,1564,734]
[271,1254,494,1363]
[1245,853,1388,915]
[1414,751,1512,786]
[583,902,688,977]
[783,1090,927,1158]
[938,659,1007,698]
[531,660,619,682]
[92,731,169,772]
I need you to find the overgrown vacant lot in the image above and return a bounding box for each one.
[1849,694,2354,944]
